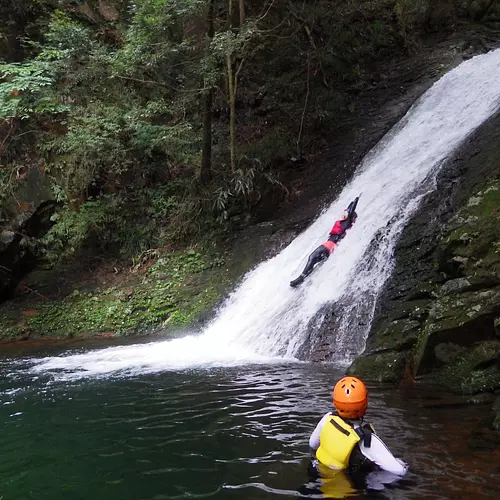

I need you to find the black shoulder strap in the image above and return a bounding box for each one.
[329,417,351,436]
[355,423,373,448]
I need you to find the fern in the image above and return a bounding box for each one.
[0,62,68,119]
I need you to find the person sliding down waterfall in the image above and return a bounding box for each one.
[309,377,408,486]
[289,196,359,287]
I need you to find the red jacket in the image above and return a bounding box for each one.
[328,216,356,242]
[329,220,344,235]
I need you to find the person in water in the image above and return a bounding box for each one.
[309,377,408,477]
[290,197,359,287]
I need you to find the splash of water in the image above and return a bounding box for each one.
[28,49,500,379]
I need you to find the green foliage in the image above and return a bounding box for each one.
[210,20,260,61]
[114,0,205,87]
[242,130,295,168]
[43,105,130,195]
[0,11,97,119]
[0,0,53,62]
[394,0,430,49]
[44,10,95,59]
[0,164,17,216]
[40,197,123,262]
[3,0,496,279]
[38,181,201,264]
[148,249,210,278]
[211,160,287,224]
[0,61,67,119]
[130,119,199,164]
[0,312,19,339]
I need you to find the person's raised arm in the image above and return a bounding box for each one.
[346,197,360,221]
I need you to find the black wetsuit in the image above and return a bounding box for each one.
[300,246,330,279]
[290,197,359,287]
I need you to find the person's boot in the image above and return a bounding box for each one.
[290,274,305,287]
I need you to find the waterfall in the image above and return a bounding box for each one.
[28,49,500,379]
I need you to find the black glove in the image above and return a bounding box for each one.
[346,197,359,216]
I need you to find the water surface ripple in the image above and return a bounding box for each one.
[1,362,499,499]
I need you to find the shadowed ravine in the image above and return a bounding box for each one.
[20,48,500,380]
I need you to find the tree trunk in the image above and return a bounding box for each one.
[228,0,233,28]
[239,0,245,26]
[226,0,237,172]
[227,52,236,172]
[424,0,439,26]
[296,53,311,160]
[475,0,497,21]
[200,86,214,183]
[199,0,215,183]
[225,0,246,172]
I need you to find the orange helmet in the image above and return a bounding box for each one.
[333,377,368,419]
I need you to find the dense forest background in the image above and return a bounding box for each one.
[1,0,500,268]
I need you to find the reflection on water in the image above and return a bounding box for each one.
[0,358,499,499]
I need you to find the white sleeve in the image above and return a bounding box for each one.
[309,412,332,450]
[359,433,408,476]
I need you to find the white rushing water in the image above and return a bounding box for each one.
[28,49,500,379]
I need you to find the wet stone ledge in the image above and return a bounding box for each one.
[350,111,500,404]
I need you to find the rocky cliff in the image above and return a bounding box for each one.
[349,111,500,424]
[0,166,55,301]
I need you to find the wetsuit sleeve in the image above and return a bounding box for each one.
[358,433,408,476]
[347,197,359,217]
[309,412,332,450]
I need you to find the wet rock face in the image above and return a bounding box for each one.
[0,166,55,301]
[0,201,57,301]
[494,396,500,430]
[349,111,500,396]
[413,178,500,392]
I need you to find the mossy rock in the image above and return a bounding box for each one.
[413,296,499,376]
[404,282,438,301]
[494,396,500,431]
[348,350,408,383]
[426,288,500,334]
[439,277,472,295]
[361,128,500,397]
[391,299,432,322]
[438,178,500,278]
[426,340,500,394]
[370,318,421,351]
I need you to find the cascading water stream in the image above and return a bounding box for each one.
[26,49,500,379]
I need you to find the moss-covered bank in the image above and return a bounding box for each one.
[350,169,500,390]
[0,249,231,341]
